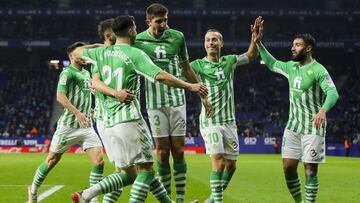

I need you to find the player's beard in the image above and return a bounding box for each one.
[291,48,307,62]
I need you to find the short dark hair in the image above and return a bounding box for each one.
[294,33,316,50]
[206,29,223,40]
[112,15,135,37]
[66,42,86,56]
[98,18,114,41]
[146,3,168,20]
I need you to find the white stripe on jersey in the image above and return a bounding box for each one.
[146,80,153,108]
[308,86,316,135]
[302,92,310,134]
[155,82,162,108]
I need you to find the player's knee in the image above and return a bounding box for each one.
[171,148,184,160]
[225,160,236,171]
[304,164,318,177]
[157,147,170,159]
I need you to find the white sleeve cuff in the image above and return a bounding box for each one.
[236,54,249,66]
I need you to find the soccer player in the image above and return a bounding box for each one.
[190,17,262,203]
[28,42,104,203]
[254,20,339,203]
[92,18,126,203]
[134,4,211,202]
[71,15,208,203]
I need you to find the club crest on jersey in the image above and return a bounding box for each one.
[307,70,314,75]
[59,75,67,85]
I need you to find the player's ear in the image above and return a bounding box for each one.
[306,45,313,53]
[145,19,151,26]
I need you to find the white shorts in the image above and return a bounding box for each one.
[50,125,102,154]
[103,118,154,168]
[282,129,326,163]
[200,122,239,160]
[96,120,114,163]
[147,105,186,138]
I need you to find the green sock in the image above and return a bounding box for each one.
[102,189,123,203]
[285,173,302,203]
[305,176,319,203]
[221,169,235,191]
[157,161,171,195]
[150,177,173,203]
[83,172,134,201]
[30,161,50,194]
[130,171,155,203]
[89,164,104,186]
[173,160,187,202]
[210,171,223,203]
[100,172,134,194]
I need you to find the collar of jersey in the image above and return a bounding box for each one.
[296,59,316,69]
[203,56,221,64]
[146,29,167,40]
[68,65,82,72]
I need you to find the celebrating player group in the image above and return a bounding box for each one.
[27,3,338,203]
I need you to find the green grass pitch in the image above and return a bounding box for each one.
[0,153,359,202]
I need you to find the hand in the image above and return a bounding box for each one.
[115,89,135,104]
[202,98,213,117]
[312,108,326,129]
[251,16,264,45]
[188,83,208,97]
[90,109,95,122]
[90,87,96,95]
[75,111,90,128]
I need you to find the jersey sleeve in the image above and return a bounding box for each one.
[178,33,189,62]
[235,54,249,66]
[316,67,339,111]
[82,48,98,65]
[258,45,292,78]
[133,49,162,82]
[91,64,99,76]
[57,69,72,93]
[190,60,200,74]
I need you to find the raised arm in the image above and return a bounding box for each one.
[253,18,291,77]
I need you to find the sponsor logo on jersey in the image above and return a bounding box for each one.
[325,74,335,87]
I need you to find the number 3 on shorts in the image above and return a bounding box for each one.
[154,115,160,126]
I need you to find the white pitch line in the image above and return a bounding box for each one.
[37,185,64,202]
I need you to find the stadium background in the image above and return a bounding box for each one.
[0,0,359,202]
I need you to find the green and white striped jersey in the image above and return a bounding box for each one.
[57,66,92,128]
[135,28,189,109]
[82,44,162,127]
[91,65,106,121]
[259,46,338,136]
[191,54,249,128]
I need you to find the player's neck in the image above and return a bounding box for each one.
[71,62,82,70]
[299,55,314,67]
[115,38,131,45]
[148,28,163,38]
[207,54,220,63]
